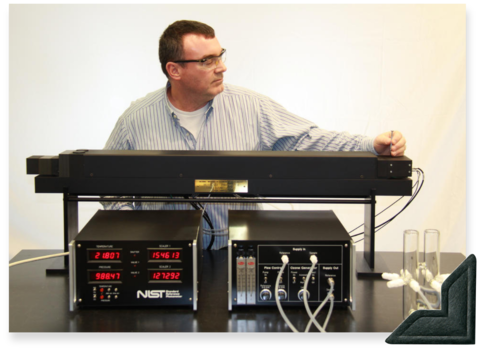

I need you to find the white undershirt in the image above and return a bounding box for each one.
[167,99,208,140]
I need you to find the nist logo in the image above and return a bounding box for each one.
[137,290,166,299]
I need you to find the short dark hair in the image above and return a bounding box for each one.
[159,20,215,79]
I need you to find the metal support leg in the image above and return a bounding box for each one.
[46,189,78,274]
[363,189,376,269]
[357,189,398,278]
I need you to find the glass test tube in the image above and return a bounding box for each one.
[424,229,441,307]
[403,229,419,319]
[424,229,440,278]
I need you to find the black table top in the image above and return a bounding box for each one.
[9,250,465,332]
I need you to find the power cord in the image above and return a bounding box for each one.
[9,252,69,267]
[189,181,225,250]
[258,196,294,211]
[351,168,424,244]
[185,195,218,250]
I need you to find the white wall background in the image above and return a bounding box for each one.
[9,4,466,259]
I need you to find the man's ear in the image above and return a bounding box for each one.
[166,62,181,81]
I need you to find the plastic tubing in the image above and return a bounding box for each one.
[305,280,335,333]
[275,255,299,333]
[303,255,326,333]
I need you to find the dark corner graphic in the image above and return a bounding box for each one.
[386,254,476,344]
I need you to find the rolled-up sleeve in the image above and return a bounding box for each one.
[257,96,376,153]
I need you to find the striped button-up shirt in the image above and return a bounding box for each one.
[103,83,376,249]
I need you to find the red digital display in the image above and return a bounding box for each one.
[89,250,121,261]
[149,249,181,260]
[149,271,182,281]
[89,271,122,281]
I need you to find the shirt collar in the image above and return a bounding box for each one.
[164,81,216,119]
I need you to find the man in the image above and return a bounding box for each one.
[104,20,407,249]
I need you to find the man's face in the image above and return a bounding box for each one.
[179,34,227,102]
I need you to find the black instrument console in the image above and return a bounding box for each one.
[228,210,354,310]
[69,210,203,311]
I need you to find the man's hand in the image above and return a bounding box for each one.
[374,131,406,156]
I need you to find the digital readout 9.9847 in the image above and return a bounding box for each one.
[148,249,181,260]
[89,271,122,282]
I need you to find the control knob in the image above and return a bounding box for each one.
[298,289,310,301]
[260,289,272,301]
[277,289,287,300]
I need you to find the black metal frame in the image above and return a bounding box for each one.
[33,150,412,277]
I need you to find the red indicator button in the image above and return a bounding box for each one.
[100,295,104,300]
[100,288,104,292]
[248,262,255,265]
[238,262,245,265]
